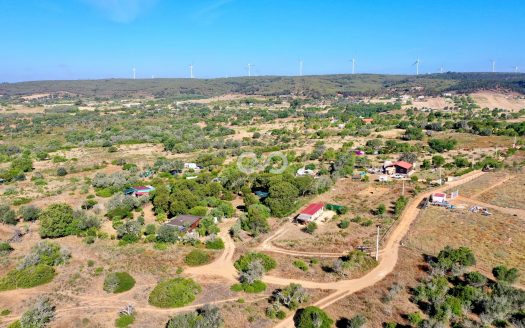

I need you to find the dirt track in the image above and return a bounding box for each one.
[0,171,487,327]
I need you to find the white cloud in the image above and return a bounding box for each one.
[81,0,158,23]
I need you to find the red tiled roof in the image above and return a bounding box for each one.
[300,203,324,216]
[394,161,413,170]
[433,193,446,197]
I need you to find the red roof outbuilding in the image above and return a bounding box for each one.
[394,161,413,170]
[301,203,324,216]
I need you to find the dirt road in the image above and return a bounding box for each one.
[270,170,485,328]
[0,171,486,328]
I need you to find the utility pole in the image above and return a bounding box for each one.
[375,225,381,261]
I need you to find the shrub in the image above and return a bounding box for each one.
[338,220,350,229]
[433,246,476,275]
[20,296,55,328]
[464,271,487,287]
[17,241,71,270]
[156,224,179,243]
[234,252,276,273]
[0,205,17,225]
[304,222,317,234]
[184,250,211,266]
[7,321,21,328]
[0,264,56,291]
[272,284,309,310]
[293,306,333,328]
[492,265,519,284]
[39,203,77,238]
[0,242,14,253]
[148,278,201,308]
[56,167,68,176]
[115,314,134,328]
[166,305,223,328]
[231,280,267,293]
[407,312,423,326]
[103,272,136,293]
[346,314,367,328]
[293,260,308,272]
[206,237,225,250]
[18,205,41,221]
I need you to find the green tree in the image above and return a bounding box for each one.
[265,181,299,217]
[432,155,445,167]
[39,203,76,238]
[293,306,333,328]
[241,204,270,236]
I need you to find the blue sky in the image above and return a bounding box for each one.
[1,0,524,82]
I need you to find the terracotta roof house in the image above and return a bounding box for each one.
[296,203,324,223]
[362,118,374,124]
[166,215,202,232]
[393,161,413,174]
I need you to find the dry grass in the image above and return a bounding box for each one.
[325,248,424,327]
[406,205,525,284]
[478,173,525,209]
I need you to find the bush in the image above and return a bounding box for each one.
[407,312,423,326]
[115,314,134,328]
[7,321,21,328]
[206,237,225,250]
[346,314,367,328]
[338,220,350,229]
[464,271,487,287]
[433,246,476,274]
[56,167,68,176]
[231,280,267,293]
[304,222,317,234]
[234,252,276,273]
[148,278,201,308]
[293,306,333,328]
[0,205,17,225]
[184,250,211,266]
[166,305,223,328]
[0,264,56,291]
[18,205,41,221]
[103,272,136,293]
[293,260,308,272]
[39,203,77,238]
[492,265,519,284]
[17,241,71,270]
[272,283,309,310]
[0,242,14,253]
[20,296,55,328]
[156,224,179,243]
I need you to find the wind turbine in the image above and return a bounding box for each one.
[350,58,356,74]
[513,65,519,73]
[491,59,496,73]
[299,60,303,76]
[413,58,420,75]
[440,65,444,74]
[247,64,255,77]
[189,64,194,79]
[132,66,136,80]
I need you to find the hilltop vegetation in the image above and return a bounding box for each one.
[1,73,524,99]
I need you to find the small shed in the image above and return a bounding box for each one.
[166,215,202,232]
[393,161,413,175]
[431,193,447,204]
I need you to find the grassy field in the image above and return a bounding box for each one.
[478,173,525,209]
[405,205,525,285]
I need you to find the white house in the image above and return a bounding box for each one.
[431,193,447,204]
[184,163,199,170]
[297,168,314,176]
